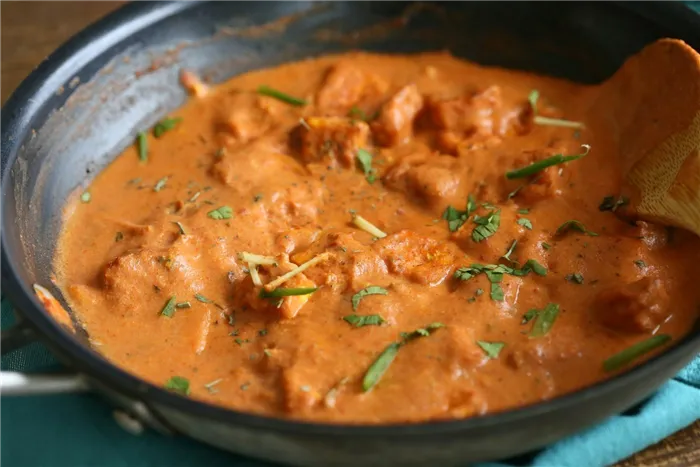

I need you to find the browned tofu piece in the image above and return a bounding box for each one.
[373,230,456,286]
[290,117,370,168]
[594,277,670,333]
[371,84,424,147]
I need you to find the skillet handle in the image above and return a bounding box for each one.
[0,314,87,395]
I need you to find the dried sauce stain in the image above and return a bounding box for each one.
[54,41,700,425]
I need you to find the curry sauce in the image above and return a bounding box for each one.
[56,43,700,423]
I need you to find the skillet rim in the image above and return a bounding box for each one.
[2,0,700,438]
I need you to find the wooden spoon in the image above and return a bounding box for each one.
[598,39,700,234]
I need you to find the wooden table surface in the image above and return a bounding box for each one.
[2,2,698,466]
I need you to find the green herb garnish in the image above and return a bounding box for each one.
[529,303,560,338]
[356,149,377,183]
[442,194,477,232]
[502,240,518,263]
[556,220,598,237]
[565,273,584,284]
[164,376,190,395]
[176,301,191,309]
[490,283,504,301]
[542,242,552,250]
[505,145,590,179]
[524,259,547,276]
[194,293,211,303]
[472,210,501,242]
[599,195,629,212]
[603,335,671,372]
[634,260,647,269]
[362,323,444,391]
[343,314,386,328]
[160,296,177,317]
[153,117,182,138]
[521,309,538,324]
[517,218,533,230]
[137,132,148,162]
[528,90,585,129]
[153,176,169,192]
[351,286,388,311]
[477,341,505,359]
[207,206,233,220]
[174,221,187,235]
[80,191,91,203]
[259,287,318,298]
[348,106,378,122]
[257,85,307,106]
[517,208,530,214]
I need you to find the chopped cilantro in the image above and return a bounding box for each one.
[351,286,388,311]
[207,206,233,220]
[472,210,500,242]
[477,341,505,359]
[356,149,377,183]
[556,220,598,237]
[506,145,590,179]
[517,218,533,230]
[529,303,560,338]
[160,296,177,317]
[153,117,182,138]
[257,85,307,106]
[164,376,190,395]
[343,314,386,328]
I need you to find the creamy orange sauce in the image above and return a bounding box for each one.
[56,46,700,424]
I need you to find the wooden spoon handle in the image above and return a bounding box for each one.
[598,39,700,234]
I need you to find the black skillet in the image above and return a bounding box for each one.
[2,2,700,466]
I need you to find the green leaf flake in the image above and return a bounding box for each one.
[362,342,401,392]
[207,206,233,220]
[164,376,190,396]
[634,260,647,269]
[477,340,505,359]
[599,195,629,212]
[153,117,182,138]
[160,296,177,318]
[362,323,444,392]
[356,149,377,184]
[517,218,533,230]
[556,220,598,237]
[80,191,91,203]
[343,314,386,328]
[529,303,560,338]
[259,287,318,298]
[351,286,388,311]
[521,309,538,324]
[257,85,307,106]
[603,335,671,372]
[472,210,501,242]
[137,132,148,162]
[565,273,584,284]
[524,259,547,276]
[194,293,211,303]
[502,240,518,263]
[490,283,504,301]
[505,145,590,179]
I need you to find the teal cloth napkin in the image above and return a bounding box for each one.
[2,298,700,467]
